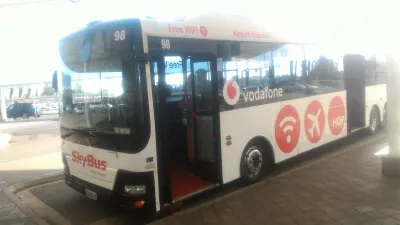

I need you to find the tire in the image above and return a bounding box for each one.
[240,141,271,183]
[22,113,28,119]
[369,107,380,134]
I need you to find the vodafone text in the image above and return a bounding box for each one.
[243,88,283,102]
[72,151,107,171]
[233,30,269,39]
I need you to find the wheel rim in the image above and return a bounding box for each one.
[244,147,263,178]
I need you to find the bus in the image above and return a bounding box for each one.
[52,13,387,212]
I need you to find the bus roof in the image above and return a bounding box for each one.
[140,13,311,44]
[61,13,312,46]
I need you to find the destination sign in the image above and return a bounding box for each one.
[148,36,217,55]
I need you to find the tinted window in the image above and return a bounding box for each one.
[365,57,387,86]
[218,42,345,111]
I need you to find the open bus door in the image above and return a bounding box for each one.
[343,54,367,132]
[151,54,221,207]
[185,56,220,183]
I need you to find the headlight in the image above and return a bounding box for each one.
[124,185,146,195]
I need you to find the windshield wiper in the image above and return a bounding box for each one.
[61,127,88,138]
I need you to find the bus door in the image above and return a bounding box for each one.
[185,56,220,183]
[151,54,220,205]
[343,54,366,132]
[150,56,173,206]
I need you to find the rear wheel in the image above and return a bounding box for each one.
[240,141,271,183]
[369,107,380,134]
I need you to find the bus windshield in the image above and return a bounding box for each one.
[58,28,149,152]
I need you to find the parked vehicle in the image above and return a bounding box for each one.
[6,103,42,119]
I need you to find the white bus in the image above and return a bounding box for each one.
[53,13,387,212]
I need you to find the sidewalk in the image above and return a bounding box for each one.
[0,138,62,225]
[0,192,36,225]
[150,135,396,225]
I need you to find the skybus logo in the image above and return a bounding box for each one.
[222,79,284,105]
[72,150,107,171]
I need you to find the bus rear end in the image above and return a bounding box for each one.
[58,19,157,210]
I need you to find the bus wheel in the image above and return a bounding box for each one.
[369,107,380,134]
[240,142,269,183]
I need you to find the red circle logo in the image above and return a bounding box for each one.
[275,105,300,153]
[200,26,208,36]
[223,79,240,105]
[304,100,325,143]
[328,96,346,135]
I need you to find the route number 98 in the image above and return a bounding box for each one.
[114,30,126,41]
[161,39,171,49]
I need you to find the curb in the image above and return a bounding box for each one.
[3,173,64,225]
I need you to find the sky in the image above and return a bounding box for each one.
[0,0,396,85]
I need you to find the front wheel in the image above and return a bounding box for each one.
[369,107,380,134]
[240,143,270,183]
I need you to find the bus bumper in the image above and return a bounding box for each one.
[64,170,155,210]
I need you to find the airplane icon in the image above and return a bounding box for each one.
[307,108,321,138]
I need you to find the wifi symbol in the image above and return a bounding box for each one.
[279,116,297,143]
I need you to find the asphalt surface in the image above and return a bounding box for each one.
[28,129,385,225]
[0,115,60,137]
[30,181,152,225]
[0,117,62,182]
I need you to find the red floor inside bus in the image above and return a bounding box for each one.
[170,162,212,200]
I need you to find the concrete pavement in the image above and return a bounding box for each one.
[149,134,391,225]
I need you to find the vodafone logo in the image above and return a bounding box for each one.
[304,100,325,143]
[223,79,240,105]
[275,105,300,153]
[328,96,346,135]
[222,80,283,106]
[200,26,208,36]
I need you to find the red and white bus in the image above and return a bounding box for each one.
[53,13,387,212]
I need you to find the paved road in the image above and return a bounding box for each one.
[0,118,60,143]
[26,130,388,225]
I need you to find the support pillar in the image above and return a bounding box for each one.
[0,88,7,122]
[382,54,400,176]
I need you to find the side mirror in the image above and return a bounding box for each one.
[52,71,58,92]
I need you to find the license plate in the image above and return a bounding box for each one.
[85,189,97,200]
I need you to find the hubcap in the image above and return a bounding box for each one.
[245,147,262,178]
